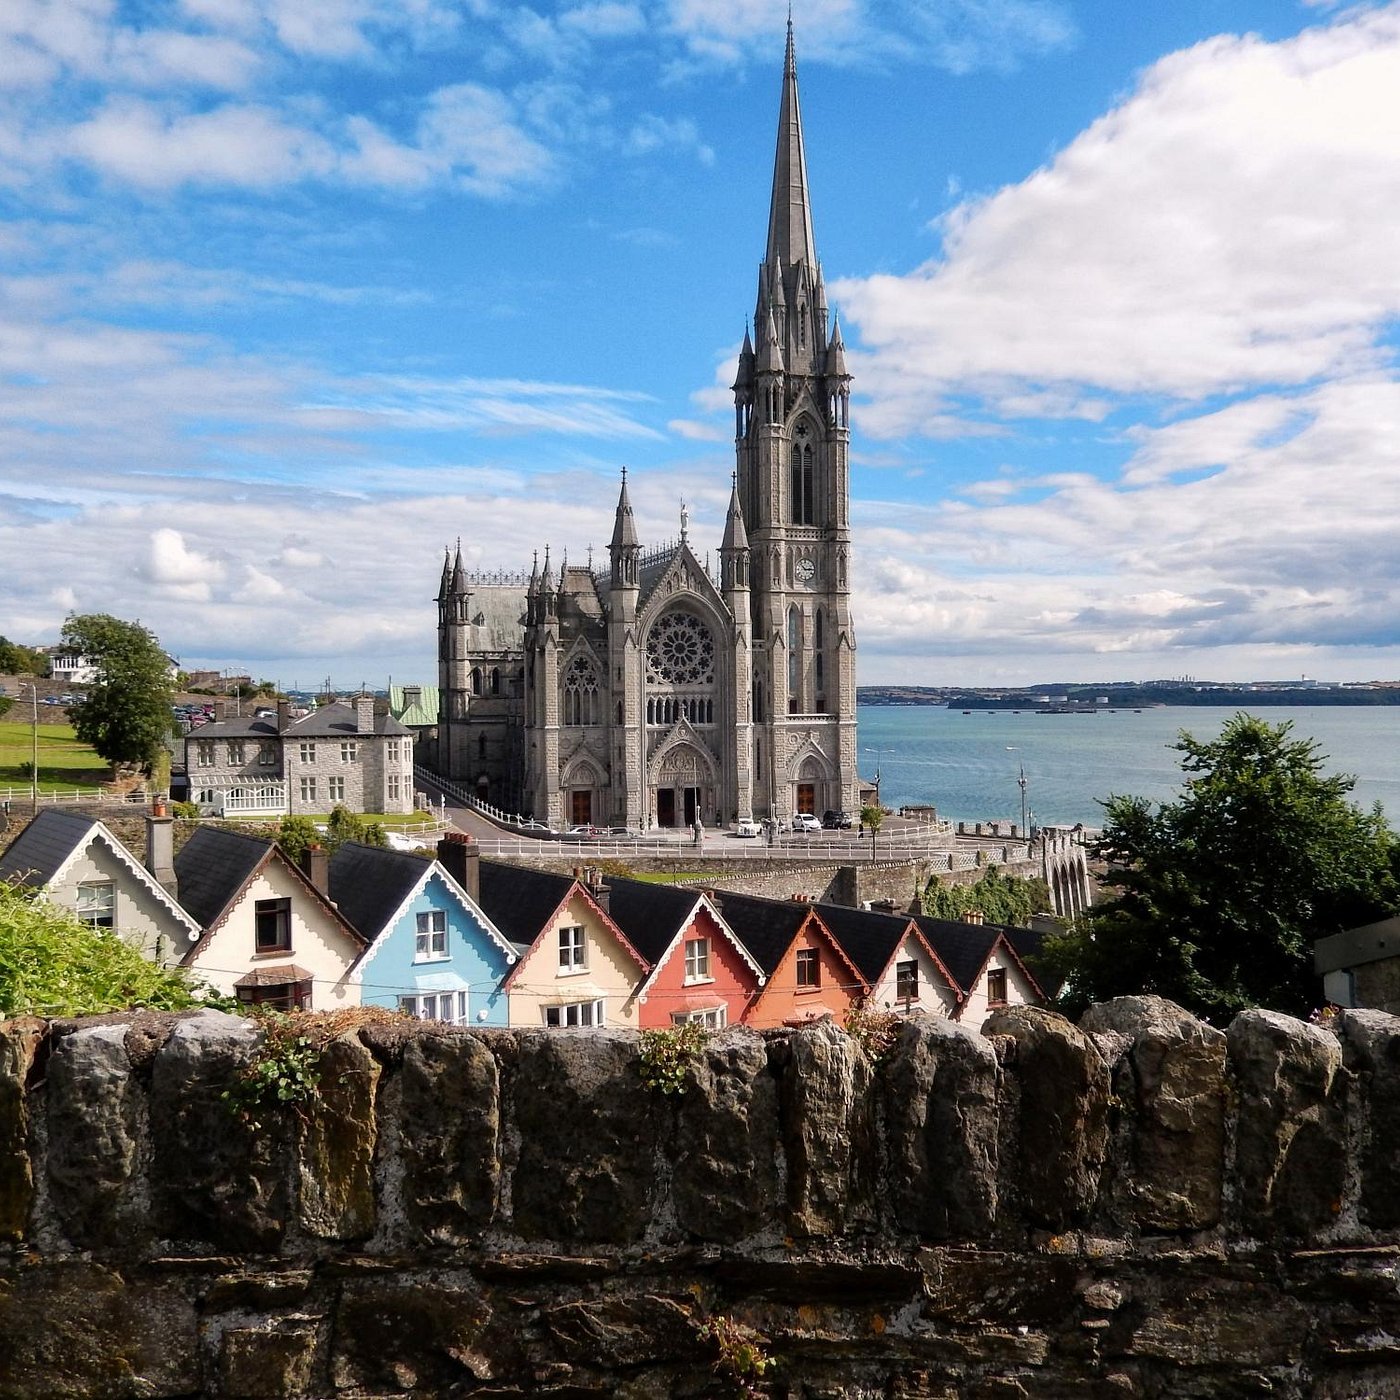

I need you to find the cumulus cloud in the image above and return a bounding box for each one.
[144,527,224,600]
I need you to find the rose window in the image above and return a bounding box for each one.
[646,612,715,686]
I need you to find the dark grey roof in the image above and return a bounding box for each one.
[477,860,577,946]
[910,915,1043,997]
[706,888,815,976]
[174,826,272,929]
[601,875,703,964]
[1003,923,1054,997]
[187,717,278,739]
[0,809,98,887]
[811,901,918,985]
[288,700,409,738]
[329,841,431,940]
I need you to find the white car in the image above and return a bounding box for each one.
[791,812,823,833]
[733,818,762,838]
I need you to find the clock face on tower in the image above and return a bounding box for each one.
[795,557,816,584]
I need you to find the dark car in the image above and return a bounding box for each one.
[821,809,852,829]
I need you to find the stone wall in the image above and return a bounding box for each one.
[4,999,1400,1397]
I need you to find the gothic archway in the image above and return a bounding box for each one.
[650,739,718,829]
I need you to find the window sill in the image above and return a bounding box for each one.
[413,954,450,965]
[252,949,294,959]
[795,985,822,995]
[557,966,590,977]
[683,975,715,987]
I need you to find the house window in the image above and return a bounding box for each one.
[341,741,357,763]
[544,999,604,1028]
[415,910,448,960]
[684,937,710,983]
[986,968,1008,1007]
[388,773,401,801]
[558,925,586,972]
[258,743,277,767]
[238,979,311,1012]
[227,740,246,765]
[896,960,919,1003]
[254,898,292,953]
[300,776,317,803]
[327,776,345,802]
[196,741,215,767]
[398,991,468,1024]
[299,742,316,763]
[796,948,820,989]
[673,1006,726,1030]
[75,880,115,928]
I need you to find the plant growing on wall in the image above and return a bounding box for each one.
[921,867,1049,926]
[637,1021,709,1095]
[843,1004,903,1063]
[697,1314,774,1398]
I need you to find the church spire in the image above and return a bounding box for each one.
[609,467,639,552]
[765,17,817,280]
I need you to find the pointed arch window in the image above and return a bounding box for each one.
[470,667,482,696]
[791,423,815,525]
[563,656,599,726]
[814,608,825,706]
[787,606,801,710]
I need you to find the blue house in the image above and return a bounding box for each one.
[330,840,518,1026]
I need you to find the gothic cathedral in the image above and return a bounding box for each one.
[432,25,858,830]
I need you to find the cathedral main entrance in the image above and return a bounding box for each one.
[652,742,714,828]
[655,785,700,828]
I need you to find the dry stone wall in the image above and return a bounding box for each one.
[4,999,1400,1397]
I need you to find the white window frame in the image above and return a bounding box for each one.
[672,1005,726,1030]
[415,909,448,961]
[543,999,604,1028]
[341,741,358,763]
[398,991,469,1024]
[196,741,215,768]
[257,743,277,767]
[299,741,316,763]
[683,936,711,983]
[227,740,246,765]
[558,924,587,973]
[895,959,919,1003]
[387,773,401,801]
[326,775,345,802]
[299,776,317,803]
[76,880,115,928]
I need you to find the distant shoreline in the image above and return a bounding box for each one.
[859,685,1400,709]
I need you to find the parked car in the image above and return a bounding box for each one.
[791,812,823,833]
[733,818,762,838]
[514,819,551,835]
[60,693,75,705]
[821,809,852,829]
[42,696,60,706]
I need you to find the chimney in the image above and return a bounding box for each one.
[301,843,329,896]
[961,909,985,925]
[277,699,292,732]
[356,694,375,734]
[214,699,228,722]
[585,866,609,915]
[145,812,178,901]
[437,832,480,903]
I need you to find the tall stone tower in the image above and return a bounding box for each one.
[733,20,857,820]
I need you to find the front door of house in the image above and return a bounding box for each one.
[797,782,816,814]
[657,789,676,827]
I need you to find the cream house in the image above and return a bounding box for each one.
[176,826,364,1010]
[476,860,648,1029]
[815,902,962,1018]
[914,914,1045,1025]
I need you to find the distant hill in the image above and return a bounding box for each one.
[858,684,1400,708]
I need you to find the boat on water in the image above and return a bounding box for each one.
[1036,705,1098,715]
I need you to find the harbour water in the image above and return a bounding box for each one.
[858,704,1400,829]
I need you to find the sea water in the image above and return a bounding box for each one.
[857,704,1400,829]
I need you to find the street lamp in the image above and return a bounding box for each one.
[1006,747,1029,837]
[862,746,893,809]
[21,682,38,814]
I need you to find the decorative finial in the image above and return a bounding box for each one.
[680,498,689,542]
[620,464,627,482]
[587,543,594,568]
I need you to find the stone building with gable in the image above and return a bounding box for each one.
[430,25,858,832]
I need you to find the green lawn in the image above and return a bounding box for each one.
[0,721,109,794]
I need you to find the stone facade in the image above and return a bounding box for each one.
[6,999,1400,1396]
[430,27,858,832]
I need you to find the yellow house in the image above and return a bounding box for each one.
[477,861,648,1029]
[176,827,364,1011]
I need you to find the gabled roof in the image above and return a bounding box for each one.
[331,841,517,965]
[0,809,102,887]
[707,888,866,991]
[603,875,764,996]
[0,808,199,938]
[175,827,365,963]
[286,700,410,737]
[912,914,1045,1001]
[389,684,440,727]
[813,901,960,1003]
[186,717,278,740]
[477,860,649,984]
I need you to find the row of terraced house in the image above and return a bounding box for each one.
[1,808,1049,1029]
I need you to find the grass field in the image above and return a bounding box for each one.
[0,721,109,793]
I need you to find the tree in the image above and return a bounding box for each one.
[1042,714,1400,1021]
[0,882,197,1016]
[275,806,387,866]
[922,867,1050,927]
[860,804,884,860]
[63,615,175,774]
[0,636,42,675]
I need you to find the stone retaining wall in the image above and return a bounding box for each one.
[4,999,1399,1396]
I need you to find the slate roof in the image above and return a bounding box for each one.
[601,876,704,965]
[811,901,921,986]
[706,889,818,976]
[912,915,1046,999]
[329,841,431,940]
[173,826,273,929]
[287,700,409,738]
[0,809,99,887]
[1003,923,1056,997]
[188,717,278,739]
[477,860,579,946]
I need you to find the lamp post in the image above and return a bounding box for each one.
[1005,747,1029,837]
[22,682,38,813]
[862,746,893,810]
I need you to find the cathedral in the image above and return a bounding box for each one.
[431,25,858,831]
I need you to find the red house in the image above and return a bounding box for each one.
[596,872,763,1029]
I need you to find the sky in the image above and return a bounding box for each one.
[3,0,1400,690]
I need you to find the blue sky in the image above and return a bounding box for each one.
[3,0,1400,688]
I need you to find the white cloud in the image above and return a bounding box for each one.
[667,418,725,442]
[837,6,1400,432]
[144,527,224,601]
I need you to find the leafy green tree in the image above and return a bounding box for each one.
[62,615,176,774]
[922,867,1049,926]
[0,636,42,675]
[275,815,321,865]
[0,882,198,1016]
[275,807,386,866]
[1042,714,1400,1021]
[860,803,884,859]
